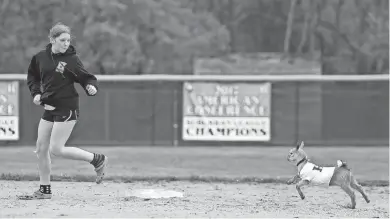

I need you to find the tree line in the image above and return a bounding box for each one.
[0,0,388,74]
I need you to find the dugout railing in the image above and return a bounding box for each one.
[0,74,388,146]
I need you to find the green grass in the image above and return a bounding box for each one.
[1,146,388,186]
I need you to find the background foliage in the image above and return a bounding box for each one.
[0,0,388,74]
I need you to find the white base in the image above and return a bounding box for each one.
[127,189,184,199]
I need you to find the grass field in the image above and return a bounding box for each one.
[1,145,388,185]
[0,145,388,217]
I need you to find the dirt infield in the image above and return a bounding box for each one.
[0,181,388,218]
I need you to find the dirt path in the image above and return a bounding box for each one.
[1,181,388,218]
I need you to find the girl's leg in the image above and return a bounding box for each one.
[35,119,54,185]
[49,120,93,161]
[18,118,54,200]
[49,120,108,184]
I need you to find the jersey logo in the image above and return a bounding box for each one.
[312,165,323,172]
[55,61,67,74]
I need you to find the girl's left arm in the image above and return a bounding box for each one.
[73,55,98,96]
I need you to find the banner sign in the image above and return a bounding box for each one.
[182,82,271,141]
[0,81,19,140]
[193,53,322,75]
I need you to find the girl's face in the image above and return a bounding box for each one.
[51,33,71,54]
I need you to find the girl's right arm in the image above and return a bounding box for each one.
[27,55,42,98]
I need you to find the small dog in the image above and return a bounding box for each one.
[286,141,370,209]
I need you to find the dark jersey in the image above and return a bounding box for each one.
[27,44,98,110]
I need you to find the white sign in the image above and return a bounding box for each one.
[182,82,271,141]
[0,81,19,141]
[183,116,270,141]
[0,116,19,140]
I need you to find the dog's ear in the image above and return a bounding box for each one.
[296,141,304,150]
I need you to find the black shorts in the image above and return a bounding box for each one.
[42,108,79,122]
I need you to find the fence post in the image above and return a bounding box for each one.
[151,85,156,146]
[172,88,179,146]
[104,91,110,142]
[295,81,300,143]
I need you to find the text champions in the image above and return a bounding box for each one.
[182,83,271,141]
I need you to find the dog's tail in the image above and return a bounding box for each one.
[337,160,350,169]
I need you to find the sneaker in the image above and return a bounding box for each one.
[95,155,108,184]
[17,189,52,200]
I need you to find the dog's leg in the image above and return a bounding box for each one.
[341,184,356,209]
[295,179,309,200]
[287,175,299,185]
[350,175,370,203]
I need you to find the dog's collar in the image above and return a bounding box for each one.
[296,158,307,166]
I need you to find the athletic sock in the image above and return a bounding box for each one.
[90,153,105,168]
[39,185,51,194]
